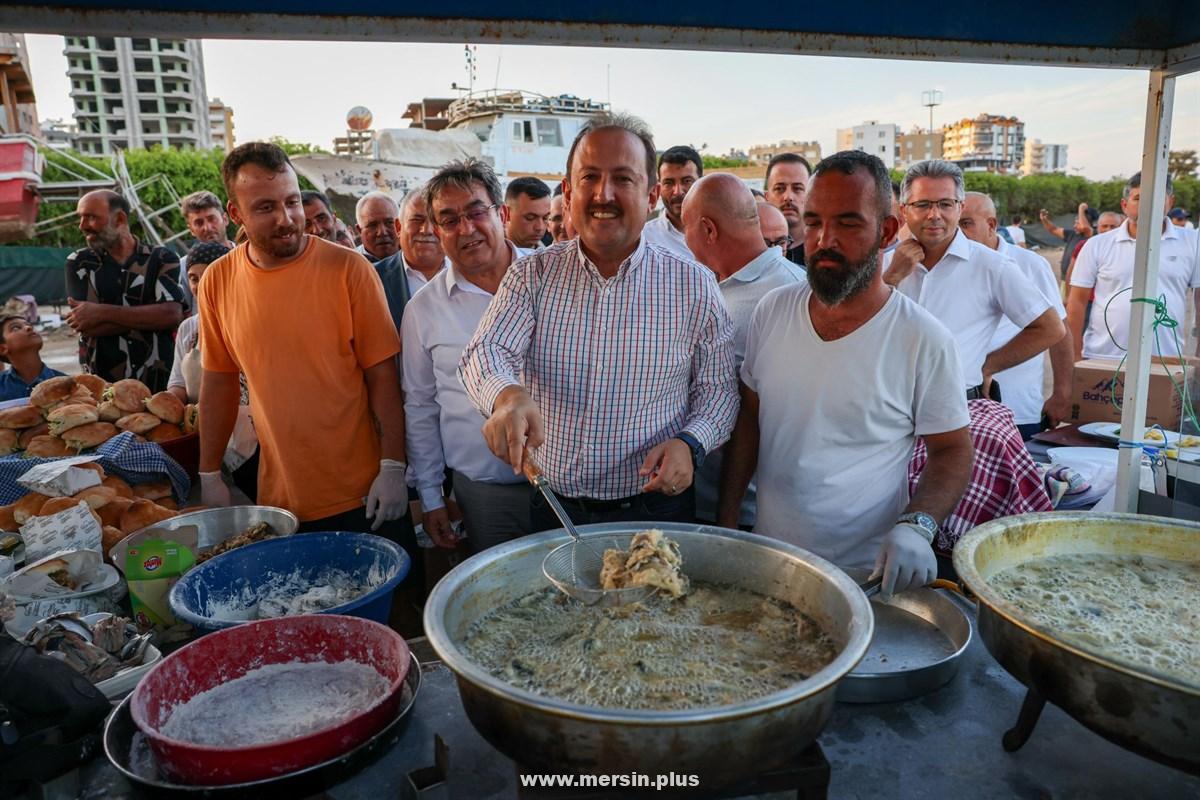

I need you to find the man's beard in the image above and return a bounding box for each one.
[805,246,880,305]
[87,225,120,252]
[257,228,303,259]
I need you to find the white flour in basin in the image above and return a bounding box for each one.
[201,560,388,621]
[160,660,389,746]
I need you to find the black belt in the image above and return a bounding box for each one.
[966,381,1002,402]
[552,492,641,513]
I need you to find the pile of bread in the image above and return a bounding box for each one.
[0,375,198,457]
[0,461,192,561]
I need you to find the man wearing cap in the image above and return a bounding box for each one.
[1169,207,1195,230]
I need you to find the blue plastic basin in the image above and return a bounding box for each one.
[168,531,410,633]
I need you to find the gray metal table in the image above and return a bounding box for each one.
[76,624,1200,800]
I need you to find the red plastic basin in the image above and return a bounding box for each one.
[130,614,410,786]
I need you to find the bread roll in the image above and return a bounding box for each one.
[35,496,86,517]
[119,498,177,534]
[145,392,185,425]
[98,495,133,528]
[131,480,172,501]
[146,422,182,443]
[17,422,49,449]
[47,404,99,435]
[0,503,16,532]
[0,429,17,455]
[29,376,76,409]
[72,484,117,510]
[106,379,151,414]
[74,374,108,402]
[101,474,133,499]
[0,404,44,429]
[156,497,178,510]
[115,412,160,435]
[61,422,119,451]
[25,435,71,458]
[181,404,198,435]
[97,400,123,422]
[13,492,52,524]
[102,525,126,562]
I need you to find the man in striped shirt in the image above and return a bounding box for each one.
[459,112,738,530]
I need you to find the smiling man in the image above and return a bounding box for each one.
[65,189,185,390]
[459,112,737,531]
[196,142,413,568]
[884,160,1063,400]
[643,145,701,259]
[301,190,338,242]
[403,160,533,554]
[719,150,972,601]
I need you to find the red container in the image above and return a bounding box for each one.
[156,431,199,485]
[0,136,40,242]
[130,615,410,786]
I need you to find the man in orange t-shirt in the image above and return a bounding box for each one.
[197,142,411,550]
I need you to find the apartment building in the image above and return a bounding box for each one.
[941,114,1025,173]
[835,121,900,168]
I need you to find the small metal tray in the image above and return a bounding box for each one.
[837,570,972,703]
[103,654,421,797]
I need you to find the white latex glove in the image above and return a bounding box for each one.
[198,470,231,508]
[365,459,408,532]
[871,523,937,602]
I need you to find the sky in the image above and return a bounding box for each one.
[21,34,1200,181]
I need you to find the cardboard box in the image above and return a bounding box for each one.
[1069,358,1194,428]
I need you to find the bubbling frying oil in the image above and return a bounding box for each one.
[990,553,1200,686]
[461,583,839,711]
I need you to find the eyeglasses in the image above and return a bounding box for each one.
[906,199,961,214]
[434,204,498,231]
[764,235,793,249]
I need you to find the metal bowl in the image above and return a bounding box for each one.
[109,506,299,571]
[424,522,873,786]
[954,511,1200,774]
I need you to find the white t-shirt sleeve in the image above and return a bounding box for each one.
[1187,229,1200,289]
[912,322,971,436]
[1069,236,1101,289]
[1028,255,1066,317]
[739,285,781,393]
[993,256,1053,328]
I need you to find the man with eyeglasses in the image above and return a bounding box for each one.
[757,201,793,255]
[682,174,805,529]
[460,113,737,531]
[643,145,701,260]
[403,159,534,554]
[884,160,1063,401]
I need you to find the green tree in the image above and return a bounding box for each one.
[1169,150,1199,181]
[268,137,329,156]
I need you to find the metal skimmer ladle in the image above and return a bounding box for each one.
[523,453,655,607]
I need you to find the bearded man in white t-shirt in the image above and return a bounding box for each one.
[718,151,973,601]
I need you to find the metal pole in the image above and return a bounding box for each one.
[1114,68,1175,512]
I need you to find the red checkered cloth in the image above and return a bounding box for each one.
[909,399,1052,556]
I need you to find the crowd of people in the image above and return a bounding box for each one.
[17,111,1199,612]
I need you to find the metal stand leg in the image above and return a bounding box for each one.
[1002,688,1046,752]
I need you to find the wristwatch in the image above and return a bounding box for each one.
[675,432,706,470]
[897,511,939,543]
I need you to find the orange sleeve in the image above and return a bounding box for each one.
[198,261,240,373]
[346,253,401,369]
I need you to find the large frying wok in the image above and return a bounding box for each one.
[953,511,1200,774]
[424,522,873,787]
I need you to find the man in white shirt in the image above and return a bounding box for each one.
[720,150,972,601]
[681,173,806,528]
[641,145,701,260]
[960,192,1073,437]
[396,187,448,294]
[403,159,533,553]
[1005,215,1028,248]
[1069,171,1200,360]
[884,160,1064,400]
